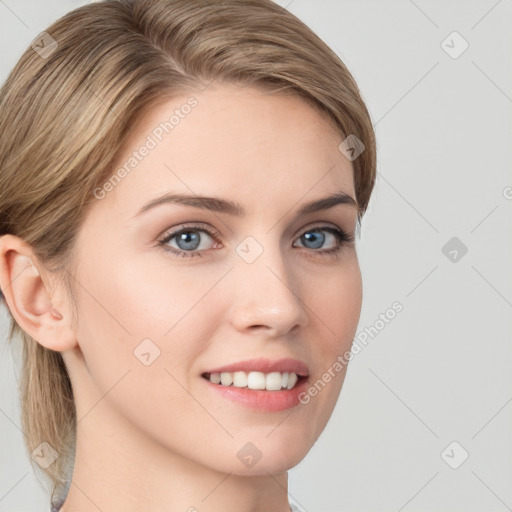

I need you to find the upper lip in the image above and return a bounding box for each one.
[203,358,309,377]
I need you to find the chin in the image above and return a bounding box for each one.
[206,425,317,476]
[226,447,310,476]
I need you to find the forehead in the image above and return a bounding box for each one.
[95,83,355,217]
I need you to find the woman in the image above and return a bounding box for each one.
[0,0,376,510]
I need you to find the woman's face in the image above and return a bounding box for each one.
[65,82,362,474]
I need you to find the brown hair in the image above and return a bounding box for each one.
[0,0,376,499]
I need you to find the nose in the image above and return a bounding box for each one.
[229,240,309,337]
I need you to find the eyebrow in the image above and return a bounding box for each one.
[134,190,358,218]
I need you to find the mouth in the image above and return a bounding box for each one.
[201,371,308,391]
[200,358,310,411]
[201,357,309,392]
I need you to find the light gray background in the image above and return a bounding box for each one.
[1,1,511,511]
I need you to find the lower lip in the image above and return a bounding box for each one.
[202,376,309,412]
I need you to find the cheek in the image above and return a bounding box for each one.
[308,257,362,347]
[72,253,229,377]
[301,258,362,421]
[70,254,225,439]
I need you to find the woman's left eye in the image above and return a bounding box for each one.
[157,223,354,258]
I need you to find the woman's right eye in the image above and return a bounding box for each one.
[157,225,220,258]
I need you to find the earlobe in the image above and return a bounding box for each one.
[0,234,77,352]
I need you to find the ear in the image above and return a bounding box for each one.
[0,234,77,352]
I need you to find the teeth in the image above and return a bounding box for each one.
[286,372,298,390]
[220,372,233,386]
[209,372,221,384]
[265,372,283,391]
[233,371,247,387]
[207,371,302,390]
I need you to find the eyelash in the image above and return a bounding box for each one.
[156,222,355,259]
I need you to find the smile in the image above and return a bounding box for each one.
[202,371,302,391]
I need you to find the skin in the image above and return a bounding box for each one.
[0,83,362,512]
